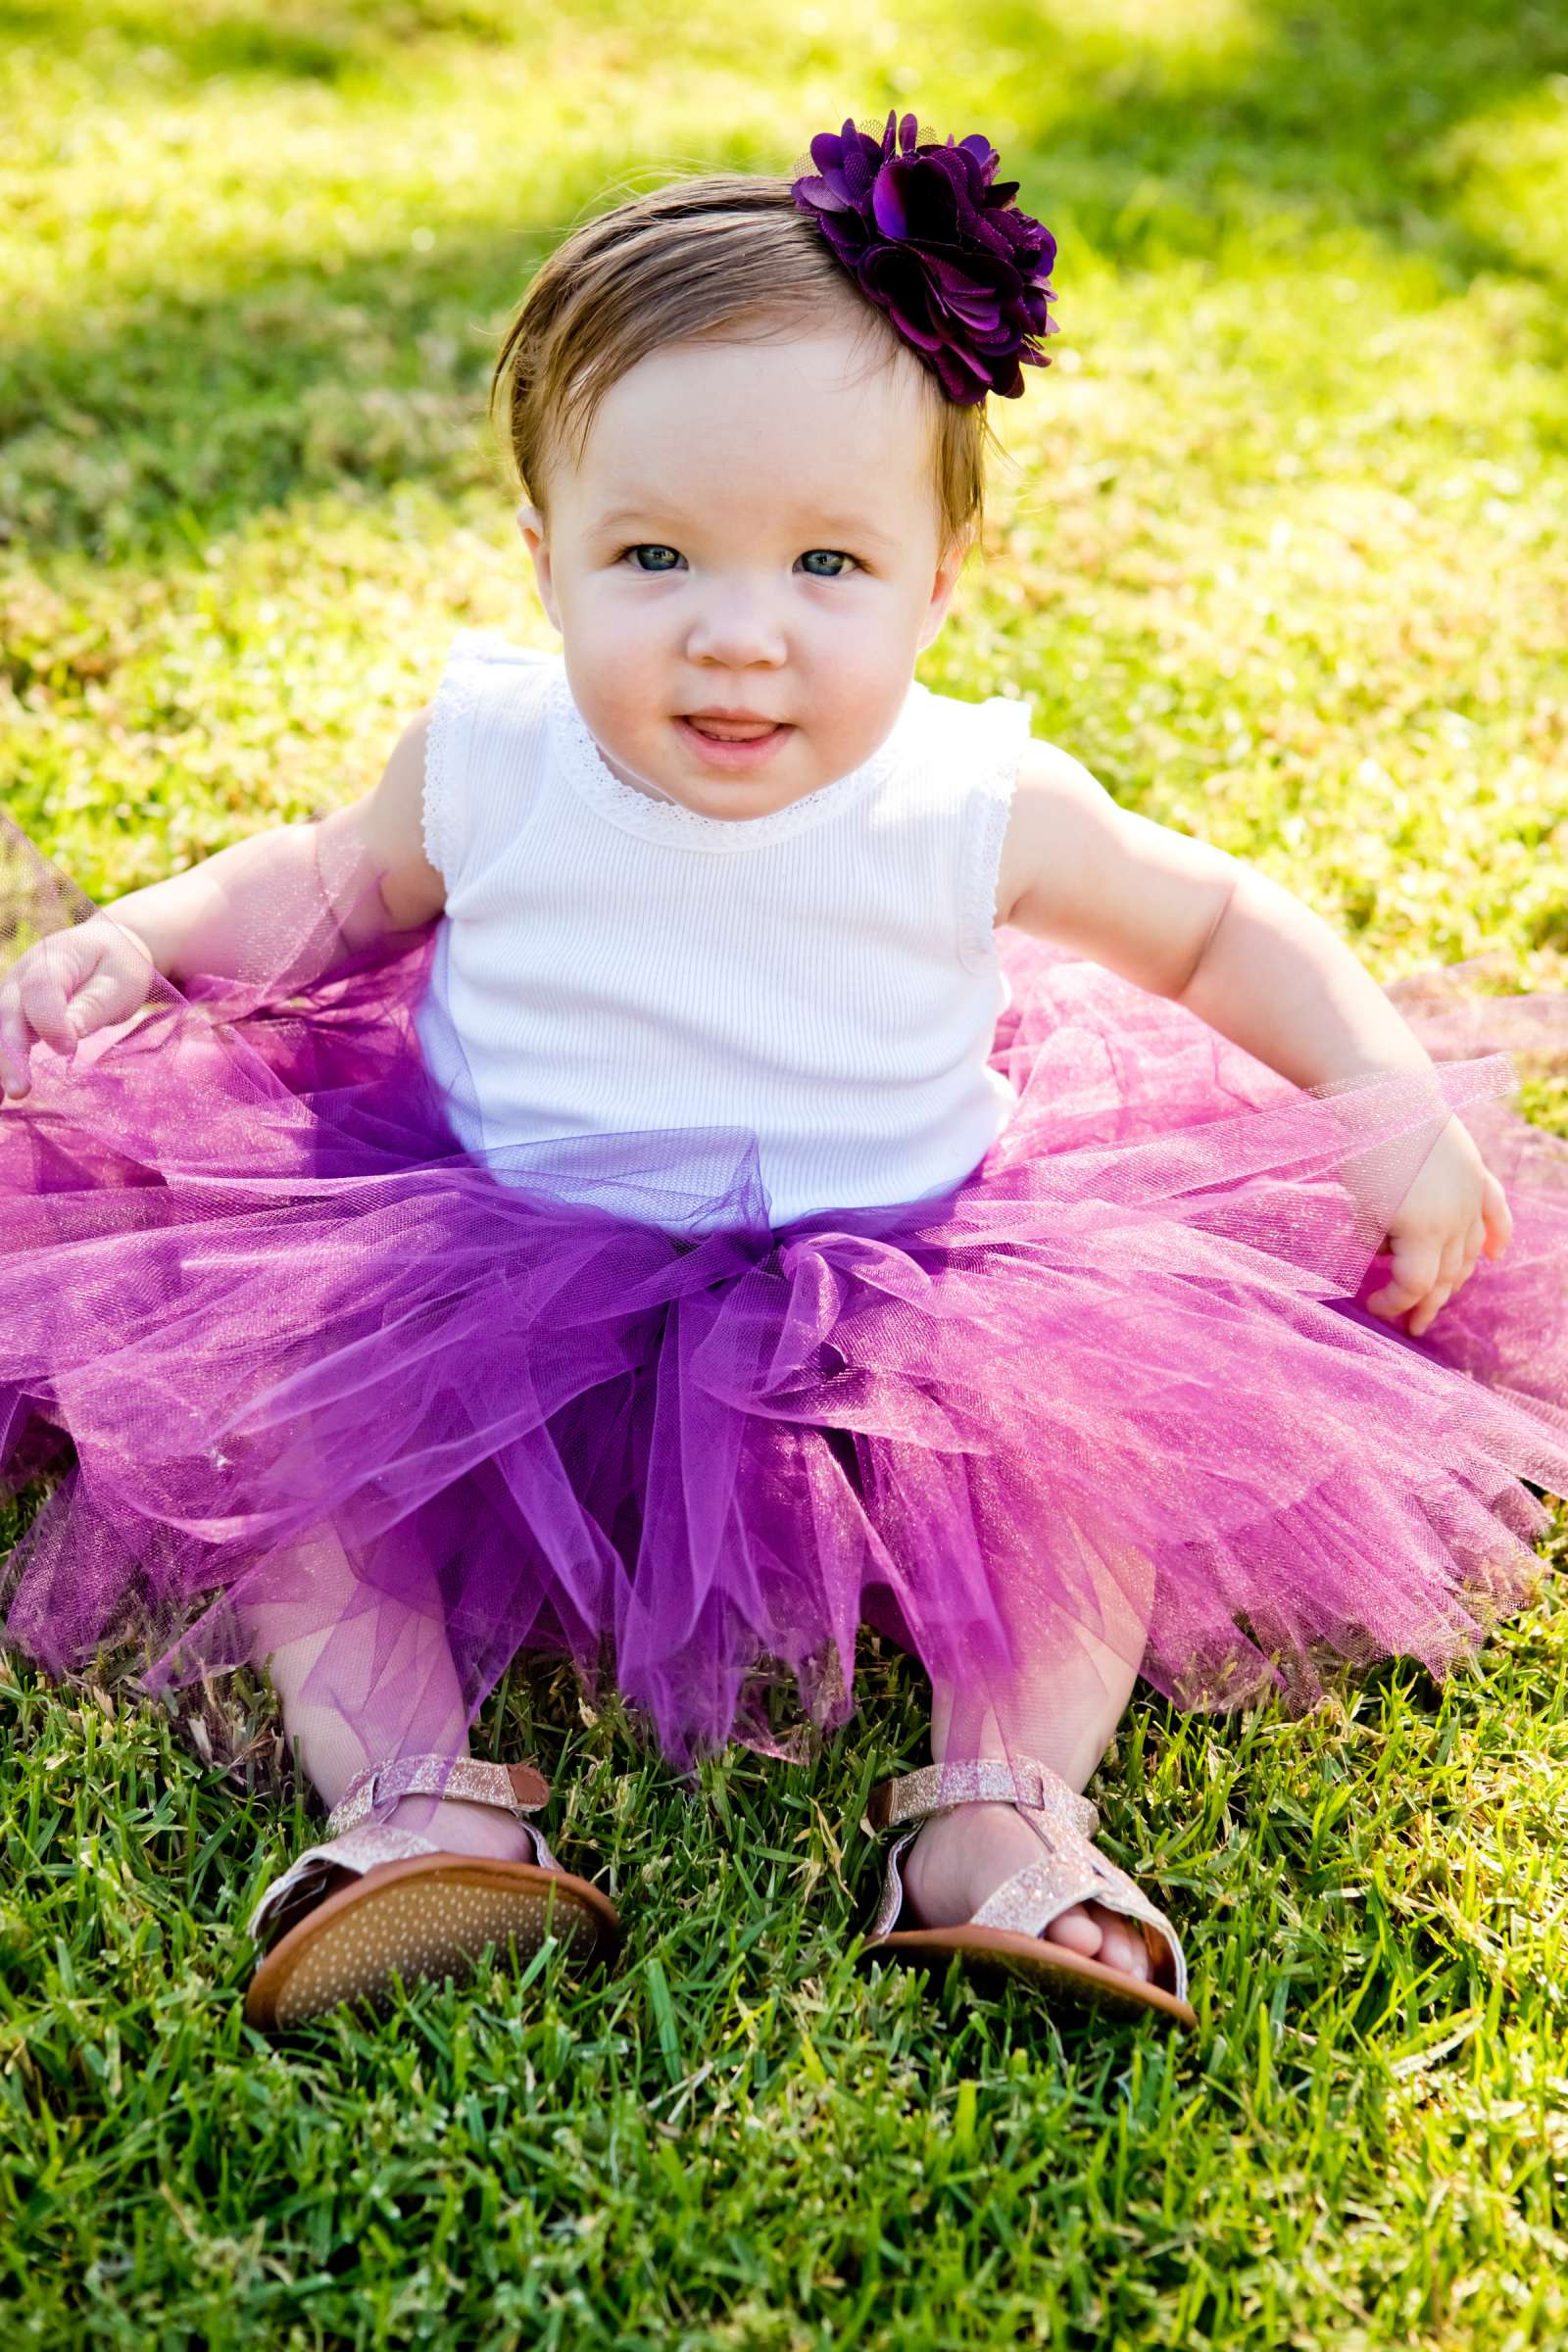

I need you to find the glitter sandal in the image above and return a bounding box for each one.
[244,1753,620,2032]
[856,1754,1195,2028]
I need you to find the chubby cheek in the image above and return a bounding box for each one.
[562,612,670,758]
[806,640,910,773]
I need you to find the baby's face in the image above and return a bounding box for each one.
[518,320,964,819]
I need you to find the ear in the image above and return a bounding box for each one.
[516,502,561,633]
[915,533,969,652]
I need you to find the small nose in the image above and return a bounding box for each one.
[685,583,787,668]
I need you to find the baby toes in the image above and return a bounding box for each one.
[1042,1904,1154,1981]
[1092,1908,1152,1980]
[1043,1901,1103,1960]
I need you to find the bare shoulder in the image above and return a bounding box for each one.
[994,725,1243,992]
[994,732,1123,929]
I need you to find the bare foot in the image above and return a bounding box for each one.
[385,1791,540,1865]
[897,1798,1152,1981]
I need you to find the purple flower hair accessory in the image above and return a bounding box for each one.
[790,109,1057,405]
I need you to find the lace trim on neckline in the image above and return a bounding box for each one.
[545,663,920,851]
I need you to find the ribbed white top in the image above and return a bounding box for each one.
[413,630,1034,1229]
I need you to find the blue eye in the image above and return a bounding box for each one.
[799,550,857,577]
[624,544,683,572]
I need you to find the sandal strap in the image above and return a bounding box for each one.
[865,1827,927,1944]
[247,1820,437,1948]
[326,1754,550,1838]
[862,1762,1188,2002]
[971,1838,1189,2002]
[866,1755,1098,1838]
[248,1803,564,1952]
[249,1756,561,1952]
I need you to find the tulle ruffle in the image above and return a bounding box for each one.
[2,815,1566,1775]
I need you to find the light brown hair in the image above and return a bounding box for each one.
[488,173,1000,560]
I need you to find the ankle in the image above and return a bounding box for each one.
[930,1743,1098,1800]
[902,1800,1043,1929]
[385,1791,537,1863]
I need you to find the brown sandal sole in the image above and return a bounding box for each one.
[858,1924,1198,2028]
[245,1854,621,2032]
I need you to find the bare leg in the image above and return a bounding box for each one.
[237,1521,533,1862]
[899,1545,1154,1979]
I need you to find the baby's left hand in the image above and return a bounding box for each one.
[1366,1115,1513,1338]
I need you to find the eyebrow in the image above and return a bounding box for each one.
[590,503,902,550]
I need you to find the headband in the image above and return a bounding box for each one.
[790,109,1057,406]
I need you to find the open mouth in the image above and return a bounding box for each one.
[673,714,793,766]
[681,716,784,742]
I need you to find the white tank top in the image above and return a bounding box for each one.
[413,629,1034,1229]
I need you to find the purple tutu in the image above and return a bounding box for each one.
[2,815,1566,1775]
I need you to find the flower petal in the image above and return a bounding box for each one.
[790,108,1057,405]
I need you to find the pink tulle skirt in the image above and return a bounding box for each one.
[2,816,1566,1774]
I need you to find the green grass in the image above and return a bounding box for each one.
[3,2,1568,2344]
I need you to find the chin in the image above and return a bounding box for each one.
[675,774,802,819]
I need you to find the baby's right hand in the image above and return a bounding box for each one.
[0,917,157,1100]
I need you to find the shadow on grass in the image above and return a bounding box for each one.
[3,0,1565,561]
[1007,0,1566,261]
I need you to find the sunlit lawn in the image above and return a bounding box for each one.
[3,3,1568,2344]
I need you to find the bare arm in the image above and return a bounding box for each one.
[996,741,1433,1087]
[995,740,1512,1331]
[107,704,446,981]
[1,707,445,1098]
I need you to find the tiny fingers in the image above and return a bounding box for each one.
[18,958,77,1056]
[65,973,129,1035]
[1450,1213,1486,1298]
[1406,1282,1454,1340]
[1366,1237,1441,1325]
[1378,1218,1485,1340]
[1482,1172,1513,1258]
[0,981,31,1099]
[1403,1224,1478,1338]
